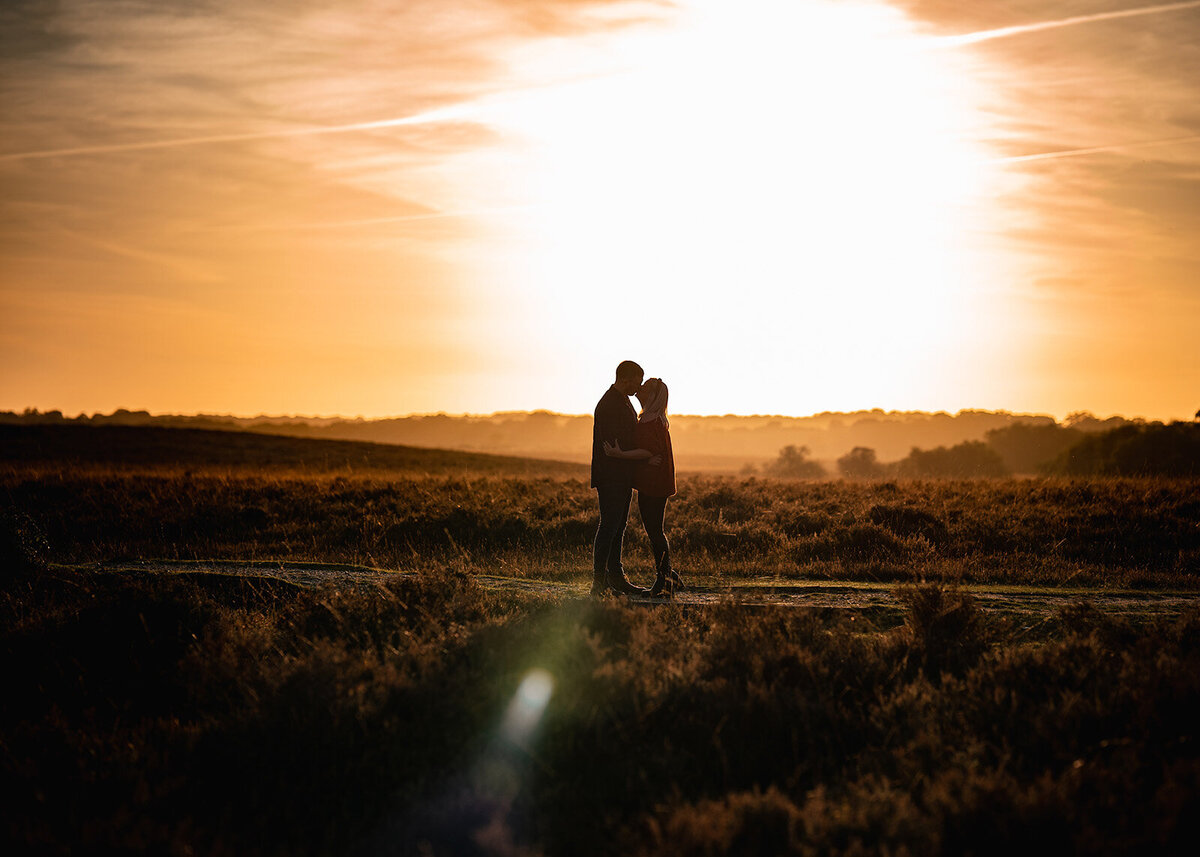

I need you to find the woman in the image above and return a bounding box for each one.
[603,378,682,596]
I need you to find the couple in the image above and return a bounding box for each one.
[591,360,682,598]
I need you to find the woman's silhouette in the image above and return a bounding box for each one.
[604,378,682,596]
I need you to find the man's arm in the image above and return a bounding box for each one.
[602,440,662,465]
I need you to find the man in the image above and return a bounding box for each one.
[591,360,652,596]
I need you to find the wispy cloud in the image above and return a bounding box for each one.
[909,1,1200,268]
[0,0,665,414]
[3,0,1198,418]
[52,227,222,282]
[936,0,1200,47]
[250,203,547,232]
[0,103,484,162]
[993,133,1200,163]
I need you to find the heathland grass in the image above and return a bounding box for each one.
[3,425,1199,854]
[2,564,1198,855]
[3,425,1197,589]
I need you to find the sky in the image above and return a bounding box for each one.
[2,0,1198,420]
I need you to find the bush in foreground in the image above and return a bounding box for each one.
[2,571,1198,856]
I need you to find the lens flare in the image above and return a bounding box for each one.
[500,668,554,743]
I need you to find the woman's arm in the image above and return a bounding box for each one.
[602,440,662,465]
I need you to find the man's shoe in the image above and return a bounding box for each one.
[590,579,610,597]
[606,572,648,597]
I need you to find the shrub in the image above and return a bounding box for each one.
[837,446,885,478]
[836,523,908,561]
[3,571,1200,855]
[897,582,990,678]
[868,504,948,544]
[768,445,826,479]
[0,510,48,581]
[772,506,833,537]
[693,483,760,524]
[897,441,1009,478]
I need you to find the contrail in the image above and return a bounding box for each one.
[0,103,479,162]
[0,71,606,163]
[994,133,1200,163]
[5,3,1199,166]
[53,227,218,281]
[940,0,1200,47]
[266,204,545,231]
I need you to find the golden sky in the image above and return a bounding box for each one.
[2,0,1198,420]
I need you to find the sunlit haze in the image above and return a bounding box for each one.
[3,0,1198,420]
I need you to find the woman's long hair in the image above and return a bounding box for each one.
[638,378,669,428]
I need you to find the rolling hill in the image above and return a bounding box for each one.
[0,425,588,478]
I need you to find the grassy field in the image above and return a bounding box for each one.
[4,425,1198,589]
[3,425,1199,854]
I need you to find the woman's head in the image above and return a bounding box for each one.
[637,378,669,424]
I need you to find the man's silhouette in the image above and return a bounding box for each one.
[591,360,648,596]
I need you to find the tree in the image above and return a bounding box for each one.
[1047,422,1200,476]
[769,444,825,479]
[984,422,1082,474]
[896,441,1008,478]
[837,446,884,478]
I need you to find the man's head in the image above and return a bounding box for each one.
[614,360,644,396]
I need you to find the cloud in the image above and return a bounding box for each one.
[3,0,1197,418]
[897,1,1200,146]
[1,0,666,413]
[0,103,495,162]
[52,227,222,282]
[934,0,1200,47]
[0,0,661,216]
[894,2,1200,277]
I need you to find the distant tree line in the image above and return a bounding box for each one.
[8,407,1197,477]
[1045,421,1200,477]
[2,407,1146,471]
[763,417,1200,479]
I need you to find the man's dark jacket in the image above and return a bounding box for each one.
[591,385,638,488]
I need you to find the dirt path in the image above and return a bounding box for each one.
[73,559,1200,619]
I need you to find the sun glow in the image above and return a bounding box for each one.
[459,0,1015,414]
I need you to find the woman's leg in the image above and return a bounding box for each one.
[637,494,671,593]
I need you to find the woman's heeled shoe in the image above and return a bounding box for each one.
[649,572,673,598]
[669,569,685,591]
[651,550,676,597]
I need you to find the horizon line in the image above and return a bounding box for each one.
[4,405,1180,424]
